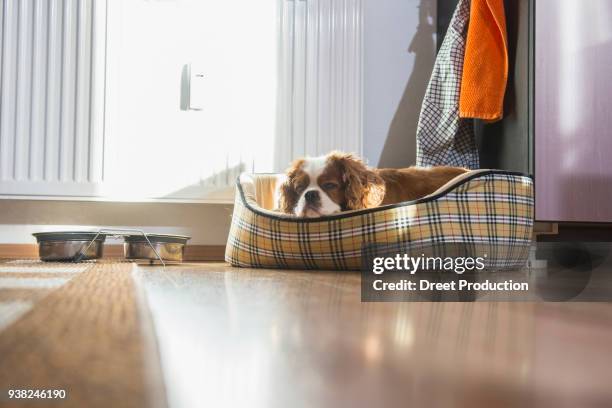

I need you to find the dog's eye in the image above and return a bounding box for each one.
[322,182,338,190]
[294,183,306,193]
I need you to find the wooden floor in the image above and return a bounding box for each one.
[1,261,612,407]
[137,263,612,408]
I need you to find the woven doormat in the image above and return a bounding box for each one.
[0,261,165,408]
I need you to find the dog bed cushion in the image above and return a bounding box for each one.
[225,170,534,270]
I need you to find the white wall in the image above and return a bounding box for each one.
[0,200,233,245]
[363,0,437,167]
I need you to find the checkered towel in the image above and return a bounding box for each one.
[416,0,480,169]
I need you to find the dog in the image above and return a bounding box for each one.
[278,151,468,217]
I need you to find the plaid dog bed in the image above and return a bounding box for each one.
[225,170,534,271]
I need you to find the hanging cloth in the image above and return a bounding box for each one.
[416,0,479,169]
[459,0,508,122]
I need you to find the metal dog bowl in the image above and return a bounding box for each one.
[33,231,107,262]
[124,234,190,262]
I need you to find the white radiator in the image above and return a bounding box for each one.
[276,0,363,171]
[0,0,107,197]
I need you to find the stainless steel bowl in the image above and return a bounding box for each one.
[33,232,106,262]
[124,234,190,262]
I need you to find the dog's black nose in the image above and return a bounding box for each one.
[305,190,320,203]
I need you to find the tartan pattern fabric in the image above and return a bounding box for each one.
[416,0,480,169]
[225,171,534,271]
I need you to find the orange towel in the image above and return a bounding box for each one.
[459,0,508,122]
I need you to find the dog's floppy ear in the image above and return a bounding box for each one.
[328,152,385,210]
[278,159,304,214]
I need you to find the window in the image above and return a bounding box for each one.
[0,0,362,202]
[103,0,279,201]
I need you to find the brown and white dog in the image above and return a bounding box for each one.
[279,151,468,218]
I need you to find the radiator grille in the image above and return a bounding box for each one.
[0,0,107,192]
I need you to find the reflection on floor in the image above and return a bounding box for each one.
[135,263,612,408]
